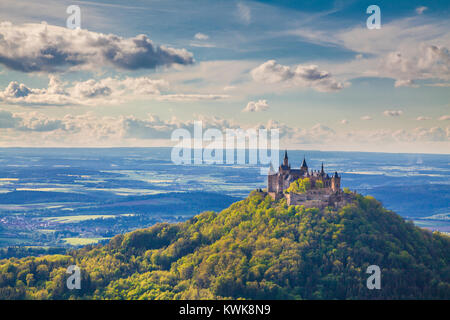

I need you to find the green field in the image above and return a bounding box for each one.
[42,214,134,223]
[62,237,110,245]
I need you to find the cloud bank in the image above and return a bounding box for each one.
[1,110,448,153]
[0,21,194,73]
[242,99,269,112]
[251,60,346,92]
[0,76,230,106]
[383,110,403,117]
[289,16,450,87]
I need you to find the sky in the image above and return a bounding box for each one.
[0,0,449,153]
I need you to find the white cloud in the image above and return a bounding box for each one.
[189,43,216,48]
[383,110,403,117]
[416,6,428,15]
[0,76,231,106]
[0,21,194,73]
[152,60,255,96]
[426,82,450,87]
[194,33,209,40]
[287,16,450,86]
[394,79,418,87]
[383,45,450,82]
[15,111,64,132]
[261,122,337,145]
[236,3,251,25]
[413,126,448,141]
[439,115,450,121]
[361,116,372,120]
[263,121,450,149]
[155,94,229,102]
[0,111,242,143]
[0,109,63,131]
[1,110,448,152]
[0,77,73,106]
[251,60,346,92]
[321,18,448,56]
[223,86,236,91]
[416,116,432,120]
[190,33,215,48]
[0,76,168,106]
[340,119,349,125]
[251,60,294,83]
[242,99,269,112]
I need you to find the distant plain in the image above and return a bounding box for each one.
[0,148,448,248]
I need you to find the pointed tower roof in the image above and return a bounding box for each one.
[301,156,308,168]
[321,162,325,175]
[281,149,290,169]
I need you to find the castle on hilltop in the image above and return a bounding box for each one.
[266,151,348,208]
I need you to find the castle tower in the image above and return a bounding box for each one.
[283,150,289,167]
[280,150,290,172]
[300,155,308,174]
[331,171,341,192]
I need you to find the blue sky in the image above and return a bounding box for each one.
[0,0,448,153]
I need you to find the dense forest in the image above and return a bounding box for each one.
[0,190,449,299]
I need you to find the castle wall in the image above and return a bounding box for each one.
[269,173,336,195]
[268,192,283,201]
[286,189,351,208]
[285,192,306,204]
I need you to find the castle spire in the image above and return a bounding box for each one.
[283,150,289,167]
[321,162,324,174]
[301,155,308,169]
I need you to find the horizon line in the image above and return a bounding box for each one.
[0,146,449,156]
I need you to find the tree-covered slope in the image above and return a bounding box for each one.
[0,190,449,299]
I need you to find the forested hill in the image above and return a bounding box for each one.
[1,190,449,299]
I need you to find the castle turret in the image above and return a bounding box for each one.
[283,150,289,167]
[331,171,341,192]
[300,155,308,174]
[280,150,290,172]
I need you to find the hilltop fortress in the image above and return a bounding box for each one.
[266,151,352,208]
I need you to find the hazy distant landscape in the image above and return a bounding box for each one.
[0,147,448,252]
